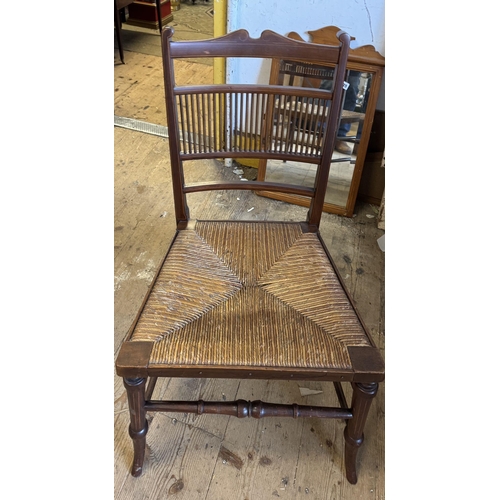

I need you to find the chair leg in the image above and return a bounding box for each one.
[124,377,149,476]
[155,0,162,33]
[114,1,125,64]
[344,382,378,484]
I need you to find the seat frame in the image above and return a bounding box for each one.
[116,27,384,485]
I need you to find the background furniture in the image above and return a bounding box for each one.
[126,0,173,31]
[115,1,172,64]
[256,26,385,217]
[115,0,136,64]
[116,27,384,485]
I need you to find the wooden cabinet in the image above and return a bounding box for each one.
[126,0,173,30]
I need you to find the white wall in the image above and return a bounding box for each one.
[226,0,385,109]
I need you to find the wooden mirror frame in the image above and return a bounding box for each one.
[256,26,385,217]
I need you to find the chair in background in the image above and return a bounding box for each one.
[115,27,384,485]
[114,0,126,64]
[114,0,164,64]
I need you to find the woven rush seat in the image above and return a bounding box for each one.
[130,221,371,373]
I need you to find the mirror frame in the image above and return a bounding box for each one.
[256,26,385,217]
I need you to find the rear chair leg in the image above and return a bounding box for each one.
[344,382,378,484]
[124,377,148,477]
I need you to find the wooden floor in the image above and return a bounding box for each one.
[114,50,385,499]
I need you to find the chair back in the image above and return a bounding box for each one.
[161,28,351,229]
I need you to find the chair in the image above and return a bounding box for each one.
[114,0,164,64]
[114,0,126,64]
[115,27,384,485]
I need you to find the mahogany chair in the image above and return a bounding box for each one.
[115,27,384,485]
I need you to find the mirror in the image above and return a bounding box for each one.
[256,26,385,217]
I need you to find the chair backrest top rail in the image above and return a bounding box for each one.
[165,28,350,65]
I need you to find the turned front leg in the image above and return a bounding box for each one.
[124,377,148,477]
[344,382,378,484]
